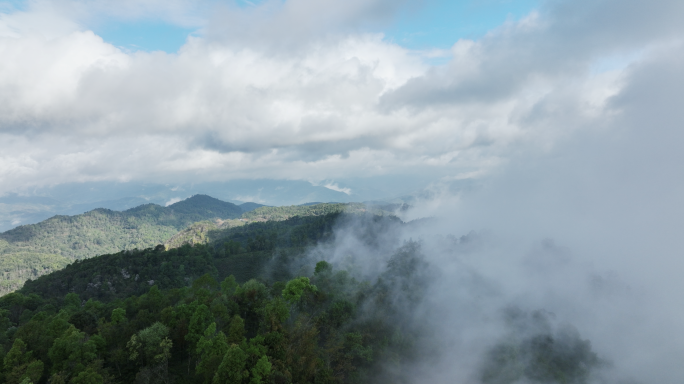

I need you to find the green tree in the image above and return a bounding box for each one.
[227,315,246,345]
[48,326,98,380]
[127,322,173,384]
[221,275,238,296]
[282,277,317,305]
[69,368,103,384]
[245,336,271,384]
[196,323,229,384]
[127,322,172,367]
[213,344,248,384]
[186,304,213,347]
[3,338,44,384]
[111,308,126,324]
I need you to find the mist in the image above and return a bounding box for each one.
[283,46,684,383]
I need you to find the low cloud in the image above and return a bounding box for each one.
[164,197,182,206]
[321,182,352,195]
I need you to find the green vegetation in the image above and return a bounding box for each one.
[19,213,346,301]
[0,196,387,296]
[0,212,602,384]
[241,203,369,222]
[480,309,602,384]
[0,213,413,383]
[164,203,390,253]
[163,220,244,250]
[0,195,243,294]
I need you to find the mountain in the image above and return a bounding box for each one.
[1,212,603,384]
[0,180,360,231]
[162,194,243,220]
[163,203,380,250]
[238,202,267,212]
[0,195,242,294]
[20,212,351,300]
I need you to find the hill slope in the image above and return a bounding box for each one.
[2,212,603,384]
[163,203,384,250]
[0,195,242,294]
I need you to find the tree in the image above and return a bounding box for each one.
[245,336,272,384]
[111,308,126,325]
[213,344,248,384]
[196,323,229,384]
[127,322,173,384]
[282,277,317,305]
[48,326,98,380]
[3,338,44,384]
[186,304,213,347]
[227,315,246,345]
[128,322,172,366]
[69,368,103,384]
[221,275,238,296]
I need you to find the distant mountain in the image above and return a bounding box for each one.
[0,195,242,294]
[165,194,243,219]
[238,202,267,212]
[63,196,153,215]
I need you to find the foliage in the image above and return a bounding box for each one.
[0,199,393,296]
[0,211,604,384]
[241,203,356,222]
[480,309,602,384]
[0,195,243,295]
[282,277,317,305]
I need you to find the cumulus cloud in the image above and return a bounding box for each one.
[0,0,682,198]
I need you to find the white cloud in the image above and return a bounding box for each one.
[0,0,682,198]
[322,182,351,195]
[164,197,182,206]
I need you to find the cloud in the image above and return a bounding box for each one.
[164,197,182,206]
[321,182,351,195]
[392,37,684,383]
[0,0,682,198]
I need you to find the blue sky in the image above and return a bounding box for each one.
[74,0,541,53]
[384,0,540,49]
[94,20,196,53]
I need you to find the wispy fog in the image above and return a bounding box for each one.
[292,47,684,382]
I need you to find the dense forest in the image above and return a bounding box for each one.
[0,195,241,295]
[0,197,375,295]
[0,212,603,384]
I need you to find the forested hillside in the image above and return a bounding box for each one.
[0,212,602,384]
[0,200,389,296]
[164,203,391,250]
[0,195,243,294]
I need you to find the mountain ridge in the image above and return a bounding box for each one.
[0,194,244,294]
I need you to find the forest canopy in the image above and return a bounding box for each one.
[0,212,605,384]
[0,197,382,295]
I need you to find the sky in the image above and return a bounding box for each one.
[0,0,682,199]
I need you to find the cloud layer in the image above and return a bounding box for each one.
[0,0,682,196]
